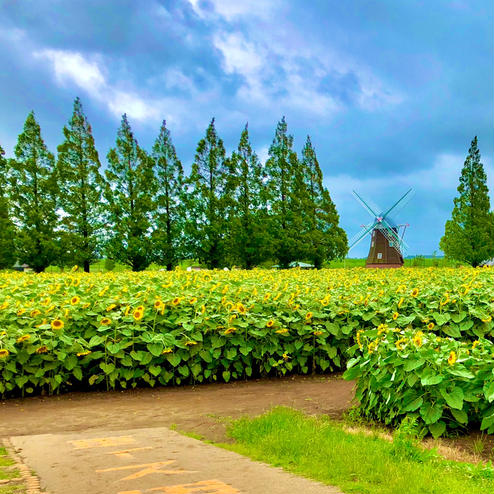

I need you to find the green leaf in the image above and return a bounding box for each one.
[222,370,231,382]
[421,402,443,424]
[451,408,468,425]
[429,420,446,438]
[402,397,423,412]
[421,374,444,386]
[147,343,163,357]
[483,381,494,402]
[343,366,361,380]
[404,359,424,372]
[149,365,161,377]
[100,362,115,374]
[166,353,181,367]
[440,387,464,410]
[73,367,83,381]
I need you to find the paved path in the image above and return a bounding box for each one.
[10,427,342,494]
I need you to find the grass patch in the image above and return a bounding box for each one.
[222,407,493,494]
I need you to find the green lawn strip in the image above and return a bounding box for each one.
[0,448,21,484]
[219,407,493,494]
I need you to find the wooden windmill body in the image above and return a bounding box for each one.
[348,189,413,268]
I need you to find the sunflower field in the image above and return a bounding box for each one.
[0,266,493,436]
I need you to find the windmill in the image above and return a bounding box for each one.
[347,188,414,268]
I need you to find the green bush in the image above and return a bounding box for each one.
[344,327,494,437]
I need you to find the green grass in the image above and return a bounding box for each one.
[221,407,493,494]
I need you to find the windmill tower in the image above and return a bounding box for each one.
[347,189,413,268]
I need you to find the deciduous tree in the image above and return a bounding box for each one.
[0,144,16,269]
[104,114,156,271]
[8,112,58,272]
[440,136,494,266]
[57,97,104,272]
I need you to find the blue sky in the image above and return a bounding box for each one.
[0,0,492,257]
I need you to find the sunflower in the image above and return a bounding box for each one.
[154,300,164,309]
[77,350,91,357]
[305,312,313,321]
[16,334,31,343]
[106,304,117,311]
[481,315,492,323]
[201,305,206,314]
[100,317,112,326]
[282,353,289,361]
[30,309,41,317]
[392,312,399,320]
[266,320,275,328]
[51,319,64,330]
[472,340,480,349]
[71,296,80,305]
[161,348,173,354]
[275,328,289,335]
[189,297,197,304]
[36,345,49,354]
[448,351,457,365]
[413,332,423,347]
[133,310,144,321]
[0,349,9,358]
[236,303,246,314]
[172,297,180,306]
[411,288,419,297]
[427,322,435,330]
[185,340,198,346]
[313,330,323,336]
[223,327,236,335]
[17,309,26,316]
[82,303,91,309]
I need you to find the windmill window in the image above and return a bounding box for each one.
[377,253,383,260]
[371,241,375,247]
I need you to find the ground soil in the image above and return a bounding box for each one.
[1,375,492,463]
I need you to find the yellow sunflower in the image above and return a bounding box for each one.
[427,322,435,330]
[133,310,144,321]
[51,319,64,331]
[36,345,49,354]
[448,351,457,366]
[71,296,80,305]
[100,317,112,326]
[0,349,9,359]
[172,297,180,306]
[16,334,31,343]
[411,288,419,297]
[266,319,275,328]
[77,350,91,357]
[305,312,313,321]
[392,312,399,320]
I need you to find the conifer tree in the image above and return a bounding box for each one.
[8,112,58,272]
[0,145,16,269]
[228,124,267,268]
[151,120,184,270]
[185,118,228,268]
[440,137,494,266]
[57,97,103,272]
[104,114,156,271]
[264,117,305,268]
[300,136,348,268]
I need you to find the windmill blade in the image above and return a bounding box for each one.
[381,188,414,220]
[348,222,376,251]
[352,190,379,218]
[380,218,410,252]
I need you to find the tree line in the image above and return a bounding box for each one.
[0,98,348,272]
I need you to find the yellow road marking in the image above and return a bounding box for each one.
[97,460,194,481]
[69,436,136,449]
[108,447,154,459]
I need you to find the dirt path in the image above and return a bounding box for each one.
[0,375,353,442]
[10,426,342,494]
[1,376,350,494]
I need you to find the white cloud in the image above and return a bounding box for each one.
[35,49,167,124]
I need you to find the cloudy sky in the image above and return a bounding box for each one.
[0,0,492,257]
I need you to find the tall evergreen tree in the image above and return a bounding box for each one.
[104,114,156,271]
[185,118,228,268]
[264,117,305,268]
[151,120,184,270]
[301,136,348,268]
[0,144,16,269]
[228,124,267,268]
[8,112,58,272]
[440,137,494,266]
[57,97,103,272]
